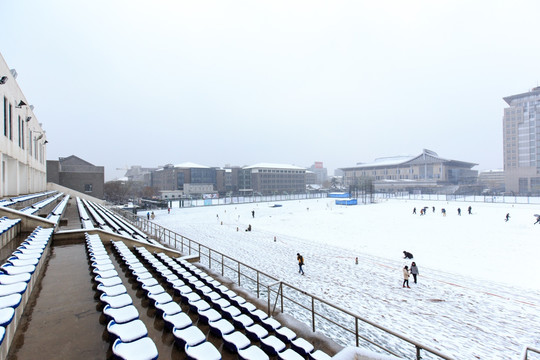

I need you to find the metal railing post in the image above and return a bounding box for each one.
[312,297,315,332]
[221,254,224,276]
[238,263,241,286]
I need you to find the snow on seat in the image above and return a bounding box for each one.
[100,293,133,308]
[210,297,230,311]
[173,325,206,348]
[204,291,222,303]
[249,309,268,322]
[0,273,31,285]
[208,318,234,337]
[239,301,257,314]
[291,337,315,356]
[155,301,182,317]
[197,308,221,324]
[0,294,22,309]
[103,304,139,324]
[232,314,255,330]
[10,252,40,261]
[91,257,112,266]
[188,299,210,313]
[261,317,281,332]
[222,331,251,353]
[107,319,148,343]
[275,326,296,344]
[97,284,127,297]
[0,264,35,275]
[0,282,27,296]
[132,270,153,280]
[7,257,38,266]
[185,341,221,360]
[278,348,305,360]
[95,275,122,287]
[93,269,118,279]
[136,277,159,288]
[221,304,242,320]
[141,283,165,295]
[112,336,158,360]
[147,291,172,306]
[260,335,286,356]
[309,350,332,360]
[244,323,269,342]
[238,345,270,360]
[163,312,192,330]
[92,263,115,272]
[0,307,15,327]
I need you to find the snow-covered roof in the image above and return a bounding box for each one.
[354,155,415,169]
[243,163,306,170]
[174,162,210,169]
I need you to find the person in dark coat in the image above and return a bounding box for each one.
[468,206,472,215]
[535,215,540,225]
[505,213,510,222]
[297,253,305,275]
[245,224,252,232]
[403,251,414,259]
[410,262,419,284]
[457,208,461,216]
[252,210,255,218]
[412,207,416,214]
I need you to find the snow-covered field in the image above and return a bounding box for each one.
[149,198,540,359]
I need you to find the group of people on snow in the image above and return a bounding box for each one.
[413,205,472,216]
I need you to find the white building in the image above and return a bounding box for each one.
[503,87,540,194]
[0,52,47,197]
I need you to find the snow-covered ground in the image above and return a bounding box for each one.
[148,198,540,359]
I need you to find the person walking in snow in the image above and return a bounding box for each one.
[468,206,472,215]
[146,212,150,220]
[432,206,435,213]
[150,211,155,220]
[412,207,416,214]
[252,210,255,218]
[505,213,510,222]
[441,208,446,216]
[457,208,461,216]
[410,262,419,284]
[535,215,540,225]
[297,253,305,275]
[403,265,410,288]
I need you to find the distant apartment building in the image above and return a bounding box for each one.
[340,149,477,193]
[503,86,540,194]
[307,161,328,184]
[47,155,105,199]
[150,162,219,196]
[478,170,505,193]
[123,165,156,185]
[1,52,47,197]
[239,163,306,195]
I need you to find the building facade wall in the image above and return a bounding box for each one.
[503,87,540,194]
[1,53,47,197]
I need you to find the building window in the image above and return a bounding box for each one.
[84,184,93,192]
[3,97,6,137]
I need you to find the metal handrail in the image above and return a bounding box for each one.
[112,207,455,360]
[521,346,540,360]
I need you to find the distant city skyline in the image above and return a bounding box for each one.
[2,1,539,181]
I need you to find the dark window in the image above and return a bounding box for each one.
[84,184,93,192]
[8,103,12,140]
[3,97,6,137]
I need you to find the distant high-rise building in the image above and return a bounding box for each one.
[307,161,328,184]
[503,87,540,194]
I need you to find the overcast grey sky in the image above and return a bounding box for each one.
[2,0,539,181]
